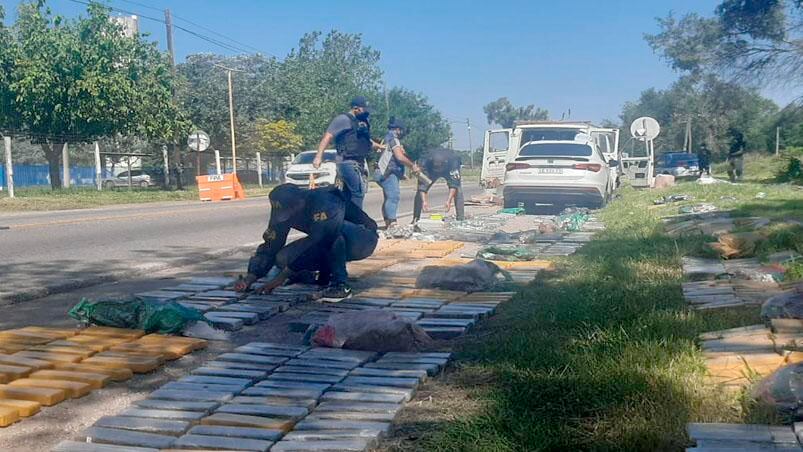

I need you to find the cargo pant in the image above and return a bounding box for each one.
[275,222,378,286]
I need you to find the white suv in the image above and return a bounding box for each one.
[284,150,338,188]
[503,137,616,209]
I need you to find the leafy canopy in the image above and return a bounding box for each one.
[483,97,548,128]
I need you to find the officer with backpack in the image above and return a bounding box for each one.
[313,96,385,208]
[375,118,419,229]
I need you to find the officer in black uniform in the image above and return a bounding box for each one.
[413,147,465,222]
[313,96,384,209]
[234,184,379,300]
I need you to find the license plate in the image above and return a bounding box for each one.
[538,168,563,174]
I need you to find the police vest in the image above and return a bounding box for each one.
[334,113,372,161]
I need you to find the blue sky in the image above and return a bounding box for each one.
[2,0,791,148]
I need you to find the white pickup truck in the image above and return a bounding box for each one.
[480,121,621,209]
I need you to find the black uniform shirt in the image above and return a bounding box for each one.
[247,187,377,279]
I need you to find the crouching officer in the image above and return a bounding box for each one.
[413,147,465,222]
[313,96,384,209]
[234,184,379,300]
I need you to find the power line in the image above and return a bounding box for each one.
[65,0,263,55]
[113,0,273,56]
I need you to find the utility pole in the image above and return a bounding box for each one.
[256,152,263,187]
[466,118,474,169]
[94,141,102,191]
[214,63,244,174]
[776,126,780,156]
[62,142,70,188]
[165,9,183,189]
[227,70,237,174]
[4,136,13,198]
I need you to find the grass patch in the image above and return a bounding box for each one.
[415,177,802,451]
[0,184,274,212]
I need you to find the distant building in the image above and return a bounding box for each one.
[111,15,139,38]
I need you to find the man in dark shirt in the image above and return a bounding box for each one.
[413,147,464,222]
[697,141,711,176]
[234,184,378,300]
[727,129,746,183]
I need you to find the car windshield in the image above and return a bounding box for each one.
[519,142,593,157]
[293,152,336,164]
[662,153,699,165]
[520,128,586,142]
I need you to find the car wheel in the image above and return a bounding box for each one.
[103,181,115,190]
[139,180,149,188]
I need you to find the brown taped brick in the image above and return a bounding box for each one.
[52,363,133,381]
[61,336,131,350]
[0,399,40,417]
[79,326,145,339]
[0,354,53,371]
[0,364,32,379]
[0,383,65,405]
[0,405,20,426]
[13,351,83,364]
[29,345,96,359]
[10,378,92,398]
[104,348,172,362]
[18,327,77,338]
[82,355,159,373]
[30,370,110,389]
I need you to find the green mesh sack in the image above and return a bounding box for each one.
[69,298,206,334]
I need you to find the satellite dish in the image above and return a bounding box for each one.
[630,117,660,141]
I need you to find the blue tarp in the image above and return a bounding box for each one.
[0,164,112,188]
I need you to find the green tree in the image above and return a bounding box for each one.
[375,88,450,160]
[273,31,384,147]
[7,0,185,189]
[178,53,277,158]
[483,97,548,128]
[255,119,303,157]
[647,1,803,87]
[619,74,777,158]
[0,5,18,133]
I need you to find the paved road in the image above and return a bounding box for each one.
[0,183,481,302]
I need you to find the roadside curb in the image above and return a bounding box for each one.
[0,209,418,305]
[0,243,259,306]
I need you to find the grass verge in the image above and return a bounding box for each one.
[0,184,274,212]
[407,159,802,451]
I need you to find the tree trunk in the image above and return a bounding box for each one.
[41,143,64,190]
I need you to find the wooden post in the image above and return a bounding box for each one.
[94,141,102,191]
[256,152,263,188]
[4,136,13,198]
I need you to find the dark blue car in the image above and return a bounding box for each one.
[656,152,701,178]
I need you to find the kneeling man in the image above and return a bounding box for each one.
[235,184,378,300]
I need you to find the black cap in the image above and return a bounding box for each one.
[269,184,303,223]
[350,96,371,111]
[388,118,406,130]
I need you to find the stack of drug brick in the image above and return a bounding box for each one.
[0,326,204,427]
[136,277,301,332]
[681,256,785,310]
[290,286,511,341]
[700,323,803,390]
[685,422,801,451]
[53,342,450,451]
